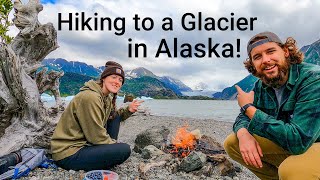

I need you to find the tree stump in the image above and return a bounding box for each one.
[0,0,61,156]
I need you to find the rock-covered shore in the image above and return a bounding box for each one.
[20,114,258,180]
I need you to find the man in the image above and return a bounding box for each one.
[224,31,320,180]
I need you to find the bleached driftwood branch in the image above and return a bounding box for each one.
[0,0,60,156]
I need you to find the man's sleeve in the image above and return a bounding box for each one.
[248,73,320,154]
[233,112,251,133]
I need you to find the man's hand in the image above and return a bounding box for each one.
[237,128,263,168]
[235,85,257,119]
[128,99,144,113]
[235,85,254,107]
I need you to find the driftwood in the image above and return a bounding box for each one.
[36,67,64,110]
[138,161,167,179]
[0,0,60,156]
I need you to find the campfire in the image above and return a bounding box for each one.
[165,125,225,159]
[134,125,236,179]
[165,125,196,158]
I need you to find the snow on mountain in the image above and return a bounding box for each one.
[194,82,209,91]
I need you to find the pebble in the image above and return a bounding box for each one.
[19,115,258,180]
[69,170,76,174]
[223,176,233,180]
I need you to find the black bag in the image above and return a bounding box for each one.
[0,152,22,175]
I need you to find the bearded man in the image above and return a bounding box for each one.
[224,31,320,180]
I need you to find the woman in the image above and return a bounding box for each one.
[51,61,142,171]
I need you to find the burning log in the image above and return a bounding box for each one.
[164,144,193,158]
[196,135,225,153]
[195,139,225,154]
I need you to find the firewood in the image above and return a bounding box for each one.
[190,129,202,140]
[138,161,166,178]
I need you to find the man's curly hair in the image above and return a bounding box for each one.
[244,37,304,75]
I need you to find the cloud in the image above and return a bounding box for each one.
[8,0,320,91]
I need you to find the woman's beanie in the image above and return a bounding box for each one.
[100,61,125,84]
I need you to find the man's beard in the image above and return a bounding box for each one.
[255,60,290,88]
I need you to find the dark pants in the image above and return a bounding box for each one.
[55,116,131,171]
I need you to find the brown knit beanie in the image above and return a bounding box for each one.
[100,61,125,84]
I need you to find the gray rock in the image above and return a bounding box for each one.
[223,176,233,180]
[68,170,76,174]
[179,151,207,172]
[141,145,165,159]
[233,163,242,172]
[133,126,170,153]
[193,162,213,177]
[218,158,235,176]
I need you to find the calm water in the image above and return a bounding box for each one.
[44,97,239,122]
[131,99,239,122]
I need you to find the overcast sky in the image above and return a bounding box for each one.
[9,0,320,91]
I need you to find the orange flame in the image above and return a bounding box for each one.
[171,125,196,157]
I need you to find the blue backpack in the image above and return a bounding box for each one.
[0,148,55,179]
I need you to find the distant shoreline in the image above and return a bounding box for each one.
[42,96,240,122]
[44,93,227,100]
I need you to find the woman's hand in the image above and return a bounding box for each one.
[128,100,144,113]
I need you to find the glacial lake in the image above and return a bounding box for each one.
[134,99,239,122]
[43,94,239,122]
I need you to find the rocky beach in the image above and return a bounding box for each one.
[19,114,258,180]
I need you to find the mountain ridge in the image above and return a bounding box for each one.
[42,59,192,96]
